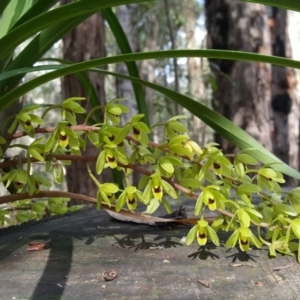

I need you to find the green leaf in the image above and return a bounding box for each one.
[249,233,262,249]
[162,198,172,214]
[44,135,57,153]
[269,244,277,257]
[167,121,187,133]
[238,209,251,227]
[234,159,245,178]
[206,226,220,247]
[96,151,105,175]
[186,224,198,246]
[159,157,174,174]
[276,203,298,217]
[7,117,18,134]
[0,0,150,61]
[146,198,160,214]
[236,153,257,165]
[96,190,102,209]
[138,175,150,190]
[33,174,51,188]
[18,111,30,122]
[179,178,201,189]
[52,163,64,184]
[28,148,44,162]
[101,183,119,194]
[238,183,261,194]
[116,191,126,212]
[0,136,7,144]
[15,169,27,182]
[161,179,177,199]
[62,100,86,113]
[194,193,203,216]
[291,219,300,240]
[63,97,85,102]
[226,230,239,248]
[259,168,277,179]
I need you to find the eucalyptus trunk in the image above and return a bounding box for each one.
[139,6,159,126]
[115,4,139,125]
[61,0,108,200]
[286,11,300,186]
[182,0,207,145]
[205,0,273,153]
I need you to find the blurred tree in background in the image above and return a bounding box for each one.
[61,0,109,202]
[205,0,299,184]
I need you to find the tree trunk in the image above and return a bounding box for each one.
[268,8,299,185]
[115,4,140,126]
[205,0,273,153]
[61,0,109,201]
[286,10,300,185]
[182,0,207,145]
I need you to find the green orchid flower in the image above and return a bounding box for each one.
[226,227,261,252]
[142,172,177,203]
[61,97,86,125]
[8,105,43,138]
[0,167,28,193]
[128,114,151,146]
[116,186,145,212]
[257,167,285,192]
[96,145,128,174]
[129,145,156,165]
[27,173,52,195]
[194,185,226,215]
[234,152,257,178]
[97,183,119,208]
[44,122,83,155]
[165,115,187,138]
[183,139,203,158]
[98,124,130,147]
[186,219,220,247]
[105,99,129,124]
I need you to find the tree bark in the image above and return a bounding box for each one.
[182,0,207,145]
[61,0,109,201]
[268,8,299,185]
[287,10,300,185]
[205,0,273,153]
[115,4,140,126]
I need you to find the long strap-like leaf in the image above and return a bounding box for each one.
[1,50,300,111]
[1,56,300,179]
[0,0,153,61]
[102,8,150,128]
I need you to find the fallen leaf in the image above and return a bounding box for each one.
[102,270,118,281]
[229,263,256,268]
[271,263,293,271]
[26,242,51,251]
[197,279,211,288]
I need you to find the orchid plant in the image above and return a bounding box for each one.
[1,98,300,262]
